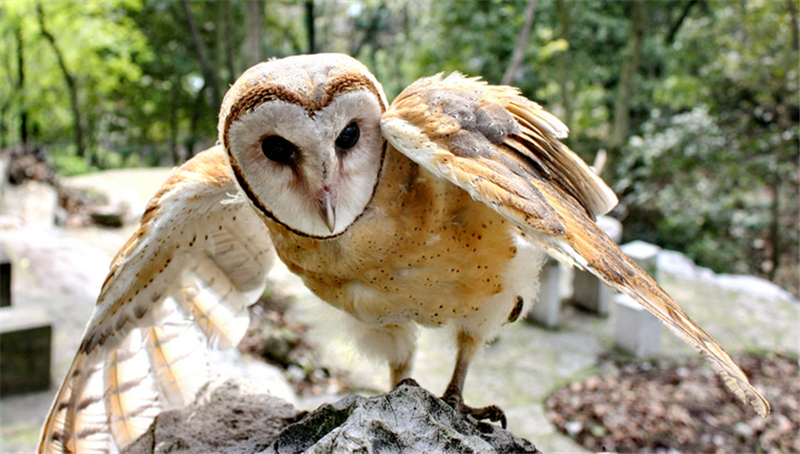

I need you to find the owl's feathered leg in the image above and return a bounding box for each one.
[347,318,418,387]
[442,331,507,428]
[390,357,414,386]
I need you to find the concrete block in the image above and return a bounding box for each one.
[613,293,662,358]
[613,240,663,358]
[597,215,623,244]
[0,306,52,396]
[571,268,613,316]
[0,246,10,307]
[620,240,661,278]
[2,181,58,227]
[527,257,562,328]
[570,216,622,316]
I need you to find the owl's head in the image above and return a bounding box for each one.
[219,54,388,238]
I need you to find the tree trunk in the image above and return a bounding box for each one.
[501,0,538,86]
[305,0,316,54]
[608,0,645,174]
[664,0,699,45]
[169,75,180,165]
[217,1,236,85]
[186,87,206,158]
[180,0,221,109]
[16,26,28,146]
[37,3,85,158]
[767,180,781,282]
[350,3,386,58]
[246,0,262,68]
[788,0,799,52]
[554,0,572,128]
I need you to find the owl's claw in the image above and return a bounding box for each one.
[396,378,507,429]
[443,393,507,429]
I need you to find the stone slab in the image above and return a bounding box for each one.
[0,306,52,396]
[527,257,562,328]
[621,240,661,278]
[0,246,10,307]
[613,293,662,358]
[569,216,622,316]
[571,269,614,316]
[613,240,663,357]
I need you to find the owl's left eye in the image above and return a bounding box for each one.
[261,136,296,163]
[335,122,360,150]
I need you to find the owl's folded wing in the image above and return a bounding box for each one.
[38,145,274,454]
[381,73,769,418]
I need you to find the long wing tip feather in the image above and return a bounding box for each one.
[711,356,771,417]
[593,239,772,418]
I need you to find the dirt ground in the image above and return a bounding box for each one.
[546,353,799,453]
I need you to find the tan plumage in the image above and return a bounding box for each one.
[40,53,767,453]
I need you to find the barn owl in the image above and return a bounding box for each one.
[38,53,769,453]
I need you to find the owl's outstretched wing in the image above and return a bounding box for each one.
[38,146,274,454]
[381,73,770,417]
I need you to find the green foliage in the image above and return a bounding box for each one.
[616,0,798,291]
[49,145,143,176]
[617,107,759,274]
[51,152,98,177]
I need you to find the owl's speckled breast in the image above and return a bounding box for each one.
[264,146,539,329]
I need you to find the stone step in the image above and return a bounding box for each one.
[613,293,662,358]
[0,306,52,396]
[526,257,562,328]
[570,216,623,316]
[613,241,663,358]
[530,216,622,327]
[0,245,10,307]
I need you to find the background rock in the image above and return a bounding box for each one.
[122,378,300,454]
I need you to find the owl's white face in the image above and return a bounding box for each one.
[220,54,387,238]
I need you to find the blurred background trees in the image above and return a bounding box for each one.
[1,0,797,294]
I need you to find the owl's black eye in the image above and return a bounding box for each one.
[335,122,360,150]
[261,136,296,163]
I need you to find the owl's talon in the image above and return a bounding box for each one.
[443,394,508,429]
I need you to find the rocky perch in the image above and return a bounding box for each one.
[123,378,538,454]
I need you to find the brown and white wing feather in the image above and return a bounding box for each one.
[38,145,274,453]
[381,73,769,417]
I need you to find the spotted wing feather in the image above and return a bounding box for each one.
[38,146,275,453]
[381,73,770,417]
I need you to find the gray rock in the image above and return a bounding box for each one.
[260,379,538,454]
[122,378,300,454]
[124,378,538,454]
[1,181,58,226]
[89,202,129,228]
[657,249,797,303]
[1,226,111,300]
[714,274,797,303]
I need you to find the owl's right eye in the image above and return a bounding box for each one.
[261,136,296,163]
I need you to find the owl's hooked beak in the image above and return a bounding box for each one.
[318,187,336,233]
